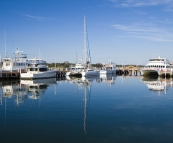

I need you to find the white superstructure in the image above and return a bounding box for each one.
[66,63,84,76]
[1,49,28,72]
[141,56,173,76]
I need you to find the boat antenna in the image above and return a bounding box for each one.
[4,31,7,58]
[39,48,41,58]
[76,52,77,64]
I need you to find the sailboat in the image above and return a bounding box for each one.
[81,16,99,77]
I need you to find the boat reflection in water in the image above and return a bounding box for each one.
[1,80,27,105]
[0,78,57,105]
[141,76,173,95]
[99,74,116,86]
[66,76,93,133]
[20,78,56,100]
[66,74,116,133]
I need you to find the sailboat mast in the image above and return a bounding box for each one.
[4,31,7,58]
[84,16,87,65]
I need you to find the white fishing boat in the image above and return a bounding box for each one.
[66,63,84,76]
[1,48,28,72]
[20,58,56,79]
[141,55,173,76]
[80,16,99,77]
[100,58,116,74]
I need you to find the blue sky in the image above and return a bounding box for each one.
[0,0,173,65]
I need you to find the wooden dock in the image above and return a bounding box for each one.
[0,71,67,80]
[0,71,20,79]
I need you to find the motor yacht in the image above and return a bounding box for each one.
[141,56,173,76]
[20,58,56,79]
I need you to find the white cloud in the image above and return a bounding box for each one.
[113,23,173,42]
[109,0,173,7]
[24,14,54,21]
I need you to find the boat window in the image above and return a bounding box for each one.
[30,86,38,89]
[6,63,10,66]
[39,85,47,89]
[39,68,48,72]
[149,59,165,61]
[30,68,37,71]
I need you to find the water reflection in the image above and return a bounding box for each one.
[21,78,56,100]
[141,76,173,94]
[66,74,116,133]
[0,78,56,105]
[99,74,116,86]
[66,76,92,133]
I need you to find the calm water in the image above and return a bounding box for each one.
[0,75,173,143]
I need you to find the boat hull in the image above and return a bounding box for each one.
[20,70,56,79]
[81,70,99,77]
[100,69,116,74]
[66,71,82,77]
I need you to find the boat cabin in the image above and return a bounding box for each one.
[27,65,49,73]
[27,58,45,67]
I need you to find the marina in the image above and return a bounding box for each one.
[1,1,173,143]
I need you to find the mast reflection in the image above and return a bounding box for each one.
[66,74,116,133]
[66,76,94,133]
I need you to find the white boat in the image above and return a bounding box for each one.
[141,56,173,76]
[20,58,56,79]
[20,65,56,79]
[66,63,84,76]
[81,69,99,77]
[1,48,28,72]
[100,58,116,74]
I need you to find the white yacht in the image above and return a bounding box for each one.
[1,49,28,72]
[100,58,116,74]
[141,56,173,76]
[20,58,56,79]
